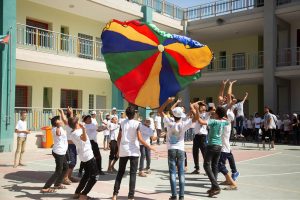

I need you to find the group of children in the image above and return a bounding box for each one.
[36,79,251,199]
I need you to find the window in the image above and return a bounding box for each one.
[60,26,69,51]
[15,86,32,107]
[78,33,93,59]
[60,89,82,109]
[95,37,102,61]
[43,87,52,108]
[219,51,226,70]
[232,53,246,71]
[89,94,94,110]
[26,19,50,48]
[96,95,106,109]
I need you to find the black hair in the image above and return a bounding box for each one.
[174,116,181,121]
[68,117,79,130]
[215,106,227,119]
[126,106,136,120]
[83,115,91,122]
[20,110,27,115]
[51,116,60,127]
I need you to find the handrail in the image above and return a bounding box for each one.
[16,23,104,61]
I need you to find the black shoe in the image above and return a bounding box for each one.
[208,189,221,197]
[191,170,200,174]
[179,196,184,200]
[169,196,177,200]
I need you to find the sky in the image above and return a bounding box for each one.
[166,0,214,8]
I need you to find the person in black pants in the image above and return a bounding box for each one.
[68,117,98,200]
[83,115,105,176]
[112,106,155,200]
[191,102,209,174]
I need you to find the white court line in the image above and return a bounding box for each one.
[238,163,300,166]
[276,153,300,158]
[239,171,300,178]
[237,152,282,163]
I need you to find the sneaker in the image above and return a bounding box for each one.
[169,196,177,200]
[138,171,147,177]
[231,171,240,181]
[179,196,184,200]
[191,170,200,174]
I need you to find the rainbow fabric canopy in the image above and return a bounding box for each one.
[101,19,213,108]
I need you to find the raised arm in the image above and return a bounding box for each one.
[58,109,67,125]
[190,103,199,123]
[171,98,182,111]
[227,80,237,108]
[218,80,228,105]
[79,124,88,142]
[242,92,248,103]
[158,97,175,117]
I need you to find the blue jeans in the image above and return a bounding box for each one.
[168,149,185,198]
[236,116,244,135]
[139,145,151,171]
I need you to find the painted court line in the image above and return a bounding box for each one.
[239,171,300,178]
[240,182,300,194]
[237,152,282,163]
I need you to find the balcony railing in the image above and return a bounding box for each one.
[277,47,300,67]
[128,0,294,21]
[15,107,124,131]
[202,52,264,73]
[16,23,104,61]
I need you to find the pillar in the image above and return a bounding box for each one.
[0,0,16,152]
[112,85,124,110]
[263,1,277,112]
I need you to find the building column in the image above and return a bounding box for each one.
[0,0,16,152]
[112,85,124,110]
[263,1,277,112]
[178,87,190,112]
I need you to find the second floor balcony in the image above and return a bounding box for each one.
[16,23,104,61]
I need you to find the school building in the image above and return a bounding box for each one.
[0,0,300,151]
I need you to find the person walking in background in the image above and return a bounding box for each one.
[14,111,31,168]
[154,112,162,145]
[292,113,299,145]
[283,114,291,144]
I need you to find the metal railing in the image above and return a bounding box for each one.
[129,0,184,20]
[15,107,124,131]
[16,23,104,61]
[128,0,294,21]
[277,47,300,67]
[202,51,264,72]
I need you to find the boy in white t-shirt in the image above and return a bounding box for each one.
[154,113,162,145]
[158,97,198,200]
[138,117,157,177]
[14,111,31,168]
[41,109,68,193]
[84,115,105,176]
[107,116,120,173]
[68,117,98,200]
[112,106,155,200]
[102,113,111,150]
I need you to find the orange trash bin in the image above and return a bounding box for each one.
[41,126,53,148]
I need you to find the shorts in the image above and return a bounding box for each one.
[67,144,77,168]
[104,135,110,142]
[262,129,275,142]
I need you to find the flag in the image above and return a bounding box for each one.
[0,34,10,44]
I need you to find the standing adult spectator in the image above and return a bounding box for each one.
[283,114,291,144]
[291,113,299,145]
[253,113,262,147]
[154,112,162,145]
[14,111,31,168]
[276,115,283,143]
[263,107,277,150]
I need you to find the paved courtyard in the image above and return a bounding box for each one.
[1,141,300,200]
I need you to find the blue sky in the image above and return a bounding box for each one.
[166,0,214,8]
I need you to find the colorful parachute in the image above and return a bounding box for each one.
[101,19,213,108]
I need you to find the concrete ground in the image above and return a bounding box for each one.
[0,141,300,200]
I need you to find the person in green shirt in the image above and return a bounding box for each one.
[196,105,228,197]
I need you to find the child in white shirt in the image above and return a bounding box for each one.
[68,116,98,200]
[41,109,68,193]
[102,113,111,150]
[107,116,120,173]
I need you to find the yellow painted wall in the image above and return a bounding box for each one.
[190,84,261,117]
[16,69,112,109]
[208,35,260,56]
[17,0,105,39]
